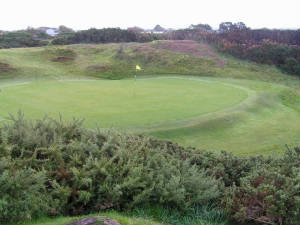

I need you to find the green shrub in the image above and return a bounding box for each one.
[0,112,299,224]
[0,31,49,48]
[0,159,51,223]
[281,57,300,75]
[190,150,267,187]
[222,148,300,225]
[0,112,220,223]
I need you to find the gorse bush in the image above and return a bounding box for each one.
[223,166,300,225]
[0,112,220,223]
[52,28,155,45]
[0,112,299,224]
[0,164,51,222]
[0,31,49,49]
[168,28,300,76]
[221,147,300,225]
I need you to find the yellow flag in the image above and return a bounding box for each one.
[136,65,141,71]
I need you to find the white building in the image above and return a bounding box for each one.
[38,27,59,36]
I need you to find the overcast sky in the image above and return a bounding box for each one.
[1,0,299,31]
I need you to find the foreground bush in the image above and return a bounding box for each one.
[0,165,50,222]
[0,112,299,224]
[223,166,300,225]
[0,112,220,223]
[222,148,300,225]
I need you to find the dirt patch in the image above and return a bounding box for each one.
[131,43,166,62]
[156,40,225,67]
[51,56,74,62]
[65,216,121,225]
[0,62,17,73]
[134,43,161,55]
[49,49,76,63]
[87,65,112,72]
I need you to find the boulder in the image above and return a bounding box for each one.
[65,216,121,225]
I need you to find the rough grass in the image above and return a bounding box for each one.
[8,211,165,225]
[9,205,228,225]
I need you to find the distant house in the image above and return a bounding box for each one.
[38,27,59,36]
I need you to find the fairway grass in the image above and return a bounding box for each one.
[0,76,299,155]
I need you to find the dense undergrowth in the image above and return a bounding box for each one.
[0,112,299,225]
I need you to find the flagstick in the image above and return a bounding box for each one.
[134,69,137,96]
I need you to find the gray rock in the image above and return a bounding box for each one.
[65,216,121,225]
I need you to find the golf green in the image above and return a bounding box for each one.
[0,77,247,127]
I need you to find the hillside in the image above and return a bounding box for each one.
[0,40,298,85]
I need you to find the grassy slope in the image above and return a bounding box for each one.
[148,77,300,155]
[0,41,298,86]
[0,41,299,156]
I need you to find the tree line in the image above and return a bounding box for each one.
[164,22,300,75]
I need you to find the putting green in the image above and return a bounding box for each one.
[0,78,248,127]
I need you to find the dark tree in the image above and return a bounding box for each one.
[59,25,74,33]
[154,25,165,32]
[219,22,248,32]
[190,23,213,31]
[127,26,144,33]
[219,22,235,32]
